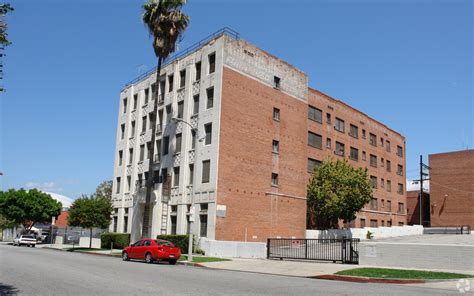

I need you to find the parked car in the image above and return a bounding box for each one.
[122,238,181,264]
[13,235,37,247]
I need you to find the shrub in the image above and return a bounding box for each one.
[157,234,196,253]
[101,233,130,249]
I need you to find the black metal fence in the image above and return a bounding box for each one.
[423,225,471,235]
[267,237,360,264]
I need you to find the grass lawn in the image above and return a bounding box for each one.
[336,268,473,280]
[179,255,231,263]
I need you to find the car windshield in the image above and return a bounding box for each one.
[154,240,174,247]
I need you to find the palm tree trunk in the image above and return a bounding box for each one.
[142,57,164,238]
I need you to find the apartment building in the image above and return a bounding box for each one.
[111,28,406,243]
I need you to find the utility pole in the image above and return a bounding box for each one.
[415,155,430,226]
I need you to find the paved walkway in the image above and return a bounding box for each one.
[371,234,474,246]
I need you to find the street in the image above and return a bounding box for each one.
[0,244,465,295]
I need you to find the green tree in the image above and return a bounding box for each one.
[307,159,373,229]
[0,3,14,93]
[0,213,16,230]
[140,0,189,237]
[95,180,112,200]
[0,188,62,232]
[68,195,113,248]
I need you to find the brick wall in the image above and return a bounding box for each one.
[216,67,307,242]
[429,150,474,228]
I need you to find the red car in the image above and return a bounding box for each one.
[122,238,181,265]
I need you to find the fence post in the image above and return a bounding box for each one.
[349,239,353,264]
[266,238,270,259]
[341,236,346,264]
[305,239,308,260]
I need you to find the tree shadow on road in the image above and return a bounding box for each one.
[0,283,19,295]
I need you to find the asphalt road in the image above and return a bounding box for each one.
[0,244,465,296]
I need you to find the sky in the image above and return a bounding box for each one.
[0,0,472,199]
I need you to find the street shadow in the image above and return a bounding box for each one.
[0,283,19,295]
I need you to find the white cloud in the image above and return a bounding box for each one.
[25,181,64,193]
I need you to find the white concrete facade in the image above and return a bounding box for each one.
[112,33,229,242]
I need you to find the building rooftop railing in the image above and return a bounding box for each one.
[125,27,240,88]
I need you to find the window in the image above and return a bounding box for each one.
[386,160,391,172]
[381,199,385,208]
[159,80,165,99]
[179,69,186,88]
[113,216,118,232]
[335,118,345,133]
[151,84,156,100]
[272,140,279,153]
[370,198,377,210]
[208,52,216,74]
[202,160,210,183]
[206,87,214,109]
[308,106,322,123]
[349,124,359,138]
[271,173,278,186]
[195,62,201,81]
[326,138,331,149]
[398,202,405,214]
[177,101,184,119]
[118,150,123,166]
[144,89,149,105]
[128,148,133,165]
[116,177,121,194]
[335,141,345,156]
[193,95,199,114]
[168,74,174,92]
[142,116,147,133]
[350,147,359,161]
[163,136,169,155]
[173,167,180,187]
[308,132,322,149]
[121,124,125,139]
[387,219,392,227]
[273,108,280,121]
[307,158,321,173]
[171,216,177,235]
[133,94,138,110]
[370,176,377,189]
[381,220,384,227]
[386,140,391,152]
[397,183,404,194]
[165,104,172,120]
[326,113,331,124]
[369,133,377,146]
[191,130,196,149]
[131,121,136,137]
[387,180,392,192]
[175,133,182,153]
[189,164,194,185]
[123,216,128,233]
[381,178,385,188]
[362,151,366,161]
[200,214,208,237]
[397,145,403,157]
[123,98,128,113]
[127,176,131,191]
[381,137,384,147]
[370,220,378,228]
[204,123,212,145]
[370,154,377,167]
[387,200,392,211]
[398,222,404,226]
[360,218,366,228]
[274,76,281,88]
[139,145,145,162]
[362,129,366,139]
[397,164,403,176]
[381,158,384,167]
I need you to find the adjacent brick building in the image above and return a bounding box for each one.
[111,28,407,243]
[429,150,474,228]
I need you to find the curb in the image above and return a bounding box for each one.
[177,261,207,268]
[312,274,426,284]
[42,247,122,258]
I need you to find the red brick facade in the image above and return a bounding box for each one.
[429,150,474,228]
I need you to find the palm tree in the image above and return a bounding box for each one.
[141,0,189,238]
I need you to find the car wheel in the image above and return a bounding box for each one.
[32,245,35,248]
[145,253,153,264]
[122,252,129,261]
[169,259,177,265]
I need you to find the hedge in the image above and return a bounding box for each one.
[156,234,195,253]
[101,233,130,249]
